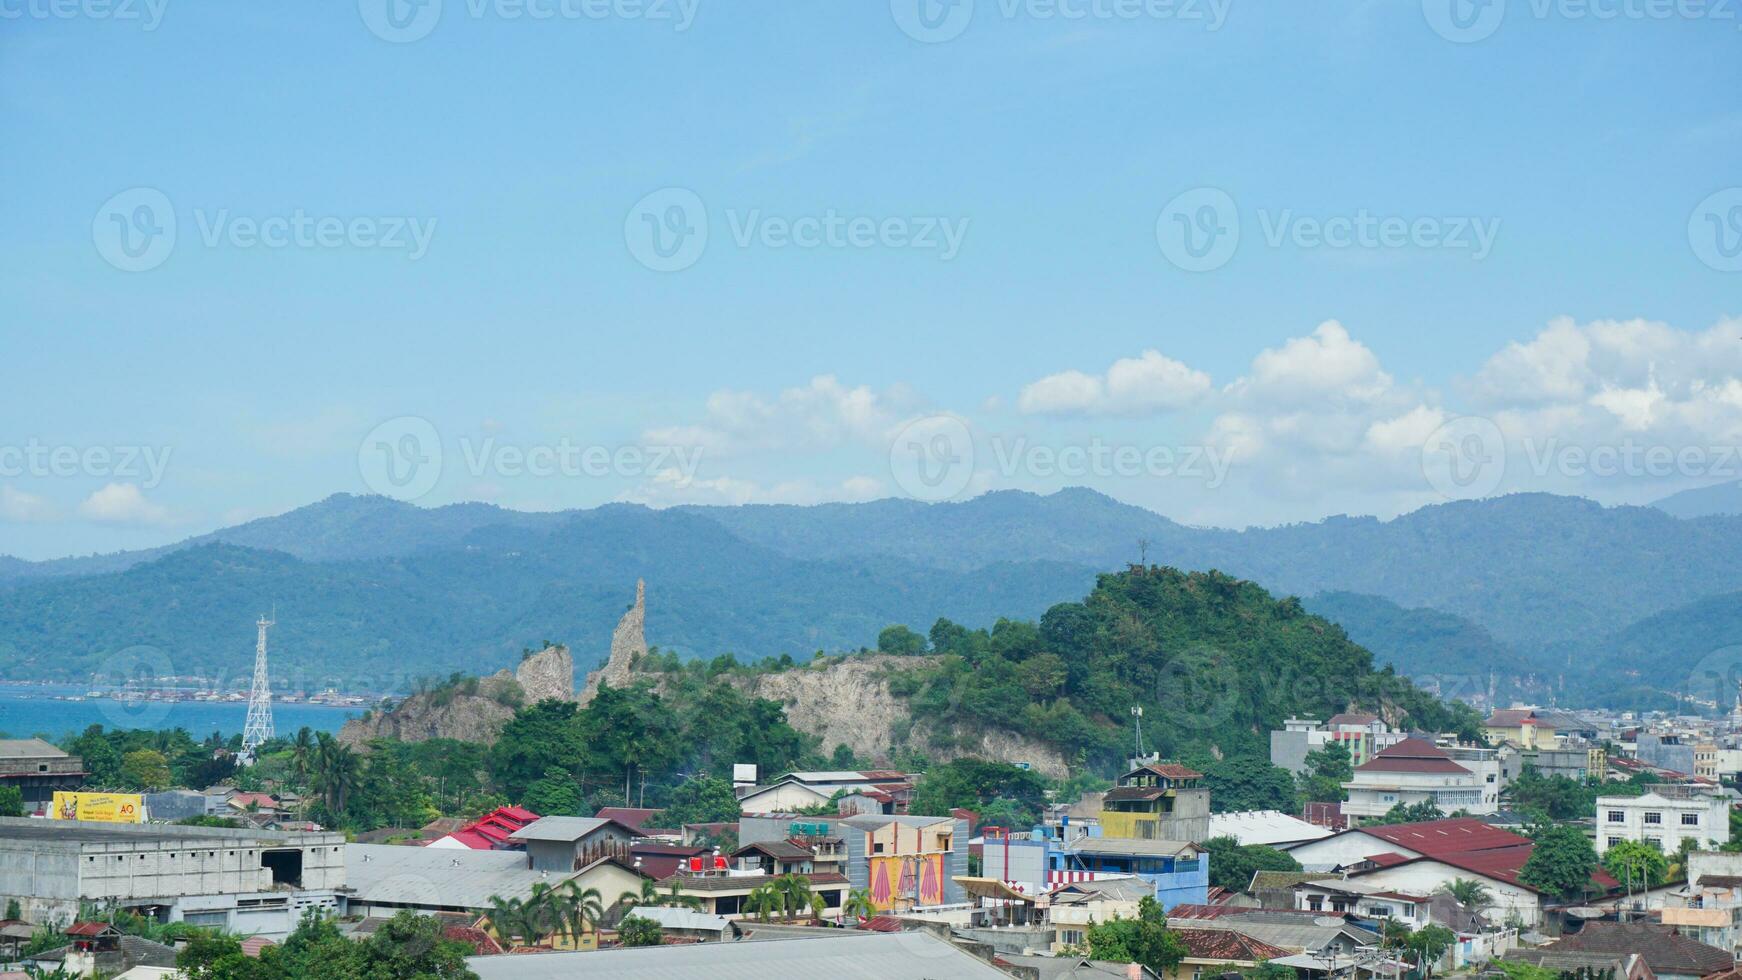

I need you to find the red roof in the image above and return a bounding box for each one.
[1365,851,1412,867]
[1359,817,1531,859]
[1355,738,1472,775]
[65,922,113,938]
[444,805,540,850]
[595,807,661,831]
[443,924,504,956]
[1134,762,1203,780]
[1173,927,1291,961]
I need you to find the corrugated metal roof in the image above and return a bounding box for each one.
[347,844,561,910]
[622,905,732,933]
[466,931,1012,979]
[1207,810,1333,846]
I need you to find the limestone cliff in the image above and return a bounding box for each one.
[338,643,570,749]
[579,579,645,706]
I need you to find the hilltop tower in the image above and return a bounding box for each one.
[240,613,275,764]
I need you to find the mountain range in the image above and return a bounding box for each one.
[0,488,1733,706]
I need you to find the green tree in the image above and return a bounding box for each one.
[1519,823,1598,900]
[617,914,663,947]
[489,699,584,801]
[1200,758,1297,813]
[877,624,928,656]
[658,776,741,827]
[1603,839,1669,890]
[1296,740,1353,805]
[909,759,1047,825]
[1199,836,1302,893]
[519,768,585,816]
[0,786,24,818]
[120,749,171,791]
[1380,799,1445,824]
[1442,877,1492,912]
[1244,963,1297,980]
[1084,896,1188,973]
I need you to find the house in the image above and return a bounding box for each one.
[1541,922,1736,980]
[427,806,541,851]
[734,839,824,877]
[998,953,1162,979]
[1099,762,1210,843]
[735,771,918,816]
[0,739,86,812]
[657,865,849,920]
[28,922,177,977]
[1270,715,1408,775]
[1164,928,1293,980]
[1663,852,1742,957]
[1048,877,1152,950]
[1596,785,1732,855]
[508,816,641,873]
[1164,908,1381,956]
[1290,878,1434,929]
[628,842,712,881]
[1059,837,1208,911]
[464,930,1013,979]
[1340,738,1493,822]
[1283,816,1617,926]
[737,812,969,911]
[1485,708,1562,749]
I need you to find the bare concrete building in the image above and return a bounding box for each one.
[0,817,344,939]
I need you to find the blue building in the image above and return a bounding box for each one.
[1057,836,1208,911]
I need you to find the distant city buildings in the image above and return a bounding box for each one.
[1596,784,1731,855]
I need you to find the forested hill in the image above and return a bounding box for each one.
[882,565,1483,766]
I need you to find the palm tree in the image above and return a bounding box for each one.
[660,880,702,911]
[617,878,662,912]
[290,727,315,788]
[773,874,815,923]
[1443,877,1493,921]
[310,733,361,817]
[842,887,876,922]
[560,882,603,947]
[745,883,782,922]
[486,896,535,946]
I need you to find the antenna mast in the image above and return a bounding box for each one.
[241,611,275,764]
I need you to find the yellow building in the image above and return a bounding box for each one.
[1483,708,1557,749]
[1099,762,1209,842]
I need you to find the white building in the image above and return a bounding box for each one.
[1342,738,1493,823]
[1595,786,1731,855]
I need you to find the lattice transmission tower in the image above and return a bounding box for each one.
[240,612,275,764]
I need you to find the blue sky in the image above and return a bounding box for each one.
[3,0,1740,559]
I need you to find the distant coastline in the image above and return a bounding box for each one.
[0,683,365,740]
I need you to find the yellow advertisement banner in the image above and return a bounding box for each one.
[51,792,145,823]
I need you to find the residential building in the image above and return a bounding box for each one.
[1696,744,1742,784]
[1163,907,1382,957]
[616,905,736,942]
[1341,738,1492,822]
[738,811,969,911]
[1595,784,1731,855]
[1047,877,1151,950]
[1484,707,1563,749]
[464,931,1014,980]
[0,817,344,938]
[1525,743,1608,782]
[1538,922,1736,980]
[0,739,86,812]
[1163,928,1293,980]
[1664,852,1742,958]
[1098,761,1210,842]
[1058,836,1207,910]
[1282,816,1618,927]
[1639,732,1699,775]
[1270,715,1406,776]
[658,865,849,920]
[507,816,641,872]
[1290,879,1433,929]
[735,770,917,816]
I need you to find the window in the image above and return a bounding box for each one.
[1607,811,1624,823]
[1682,813,1700,826]
[1645,812,1662,825]
[1608,837,1621,847]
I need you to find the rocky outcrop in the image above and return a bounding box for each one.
[739,655,1073,779]
[494,644,573,704]
[580,579,645,706]
[339,643,572,749]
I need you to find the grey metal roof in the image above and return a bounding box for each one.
[346,844,561,910]
[622,905,733,933]
[1170,915,1379,953]
[508,816,613,842]
[1063,837,1196,857]
[0,738,68,758]
[467,931,1012,979]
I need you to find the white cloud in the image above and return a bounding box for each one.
[644,375,915,455]
[1232,320,1393,407]
[0,486,56,523]
[78,483,171,525]
[1019,350,1211,416]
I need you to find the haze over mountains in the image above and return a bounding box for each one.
[1,488,1734,708]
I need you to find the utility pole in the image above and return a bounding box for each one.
[1130,706,1145,765]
